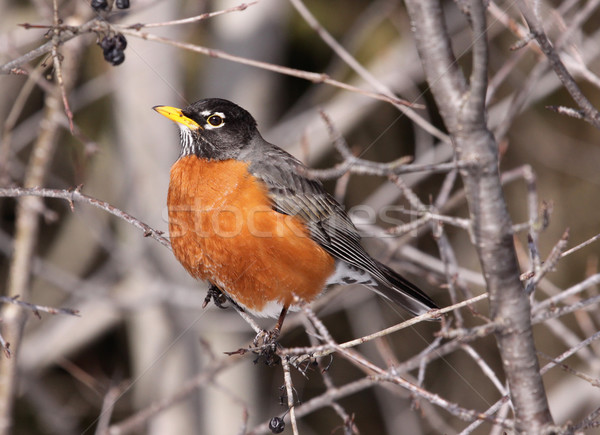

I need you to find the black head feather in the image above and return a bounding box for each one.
[179,98,259,160]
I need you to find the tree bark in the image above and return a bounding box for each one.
[403,0,554,432]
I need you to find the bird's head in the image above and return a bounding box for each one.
[153,98,259,160]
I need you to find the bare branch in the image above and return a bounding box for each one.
[546,105,586,120]
[0,296,78,318]
[464,0,488,123]
[116,29,416,109]
[127,1,259,29]
[2,1,599,433]
[525,228,570,294]
[519,0,600,128]
[532,274,600,316]
[282,294,487,362]
[402,0,467,129]
[106,359,237,435]
[561,232,600,258]
[404,0,554,431]
[50,0,74,134]
[0,19,101,74]
[0,187,170,249]
[281,357,299,435]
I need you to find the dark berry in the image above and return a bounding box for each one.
[102,48,113,62]
[268,417,285,434]
[91,0,109,11]
[115,0,130,9]
[100,36,115,52]
[114,33,127,50]
[101,45,124,66]
[108,49,125,66]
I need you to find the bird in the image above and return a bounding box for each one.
[153,98,438,338]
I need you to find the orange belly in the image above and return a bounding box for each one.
[167,156,336,316]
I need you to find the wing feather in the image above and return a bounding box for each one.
[242,138,437,314]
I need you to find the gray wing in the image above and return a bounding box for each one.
[245,143,365,261]
[242,138,438,315]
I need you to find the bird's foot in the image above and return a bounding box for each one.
[253,327,280,347]
[224,306,288,366]
[251,328,281,366]
[222,328,281,365]
[202,285,229,309]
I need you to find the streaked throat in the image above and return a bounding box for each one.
[178,125,198,157]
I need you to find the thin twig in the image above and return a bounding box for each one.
[458,395,511,435]
[539,329,600,377]
[571,406,600,432]
[0,19,103,74]
[532,293,600,325]
[94,381,130,435]
[532,273,600,316]
[50,0,74,133]
[0,187,170,249]
[0,66,66,432]
[127,1,259,29]
[546,105,585,120]
[299,317,357,433]
[116,29,416,109]
[106,358,238,435]
[561,232,600,258]
[0,296,78,318]
[290,0,425,117]
[248,377,377,435]
[346,351,513,429]
[525,228,570,294]
[519,0,600,128]
[282,357,299,435]
[300,109,458,180]
[282,294,487,363]
[461,345,506,395]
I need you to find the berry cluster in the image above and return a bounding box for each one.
[91,0,129,12]
[99,33,127,66]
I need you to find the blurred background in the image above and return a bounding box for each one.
[1,0,600,434]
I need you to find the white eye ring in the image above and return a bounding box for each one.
[205,112,226,129]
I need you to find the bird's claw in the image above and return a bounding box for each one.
[252,328,281,366]
[202,285,229,309]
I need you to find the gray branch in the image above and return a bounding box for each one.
[519,0,600,129]
[403,0,554,432]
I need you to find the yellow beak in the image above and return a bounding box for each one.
[153,105,202,130]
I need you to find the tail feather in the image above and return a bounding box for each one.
[369,260,439,318]
[327,260,439,319]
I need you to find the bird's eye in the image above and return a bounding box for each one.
[207,114,223,127]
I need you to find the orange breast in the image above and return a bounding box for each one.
[167,156,336,316]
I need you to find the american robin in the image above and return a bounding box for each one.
[153,98,438,336]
